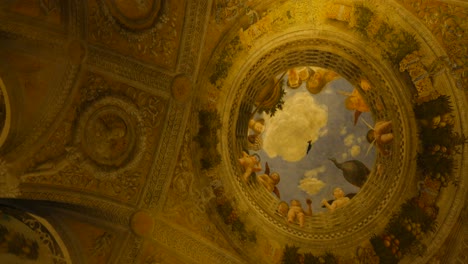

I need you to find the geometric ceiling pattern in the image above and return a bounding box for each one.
[0,0,466,263]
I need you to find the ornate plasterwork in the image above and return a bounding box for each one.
[119,234,143,264]
[171,74,192,103]
[142,100,189,209]
[177,0,210,78]
[9,63,80,161]
[397,0,467,91]
[87,45,172,94]
[17,191,134,227]
[103,0,161,30]
[87,0,185,68]
[74,96,144,179]
[152,219,245,264]
[20,72,168,204]
[162,126,233,251]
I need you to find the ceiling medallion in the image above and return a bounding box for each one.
[75,96,144,179]
[104,0,162,30]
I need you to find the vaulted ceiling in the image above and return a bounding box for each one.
[0,0,466,263]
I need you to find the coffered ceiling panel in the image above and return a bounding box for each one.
[87,0,186,69]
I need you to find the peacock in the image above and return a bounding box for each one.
[329,158,370,188]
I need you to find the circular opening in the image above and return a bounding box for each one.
[224,40,409,241]
[240,66,381,218]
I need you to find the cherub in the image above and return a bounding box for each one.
[247,134,262,151]
[276,201,289,217]
[321,187,351,211]
[256,162,280,198]
[287,67,314,89]
[238,151,262,181]
[287,199,312,227]
[248,118,265,135]
[287,68,301,88]
[340,88,370,126]
[306,68,339,94]
[297,67,314,82]
[365,120,394,155]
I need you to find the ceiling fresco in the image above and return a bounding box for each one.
[243,68,379,215]
[0,0,466,264]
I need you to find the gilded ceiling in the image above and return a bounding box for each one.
[0,0,466,264]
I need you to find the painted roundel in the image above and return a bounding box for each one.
[83,108,135,166]
[77,97,139,169]
[242,66,383,215]
[104,0,162,30]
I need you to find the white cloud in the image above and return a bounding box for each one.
[298,177,326,195]
[263,92,328,162]
[304,165,326,178]
[344,134,355,147]
[350,145,361,157]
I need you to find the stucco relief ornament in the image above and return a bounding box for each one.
[103,0,161,30]
[0,159,20,198]
[74,97,145,180]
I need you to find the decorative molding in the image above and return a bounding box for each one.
[396,0,467,91]
[102,0,161,30]
[142,101,189,209]
[9,64,80,161]
[87,45,172,95]
[17,188,134,227]
[88,0,183,69]
[171,74,192,103]
[21,72,168,204]
[0,19,66,47]
[162,125,234,250]
[74,96,144,179]
[177,0,210,79]
[116,233,143,264]
[152,218,244,264]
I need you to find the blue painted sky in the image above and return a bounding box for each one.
[250,70,376,213]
